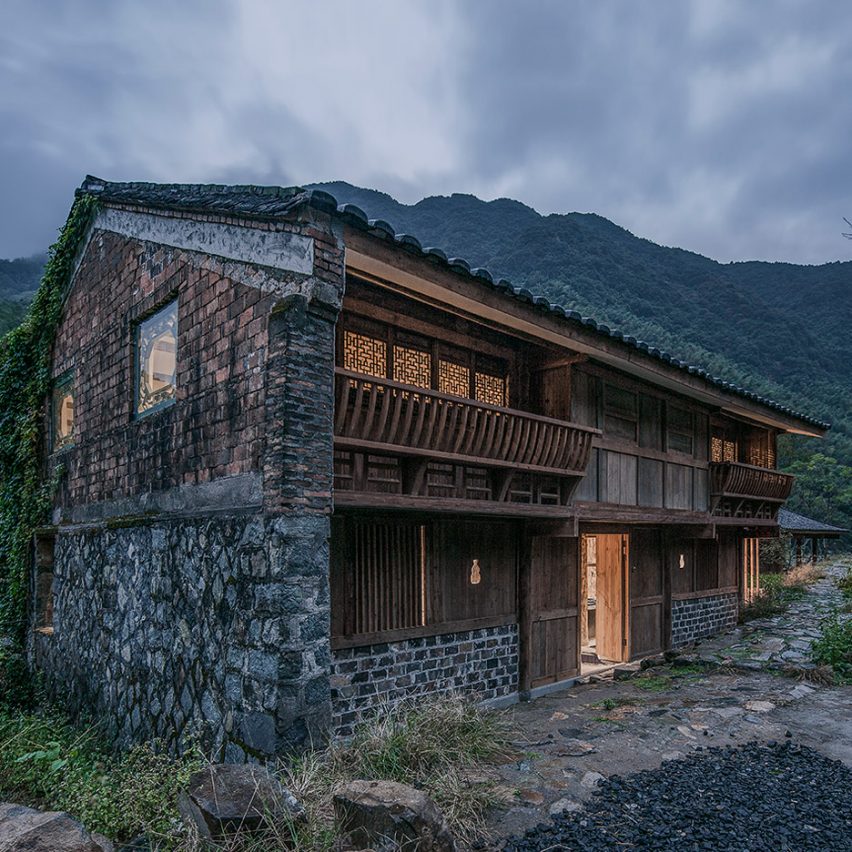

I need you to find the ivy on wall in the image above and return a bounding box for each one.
[0,194,97,641]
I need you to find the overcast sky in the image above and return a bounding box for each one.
[1,0,851,264]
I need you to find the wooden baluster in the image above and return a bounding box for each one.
[442,402,461,454]
[387,388,404,444]
[409,394,429,447]
[333,374,350,435]
[496,413,517,460]
[451,405,472,455]
[345,381,367,437]
[369,382,394,443]
[460,407,482,456]
[418,395,441,449]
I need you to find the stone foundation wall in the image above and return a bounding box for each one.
[330,624,519,737]
[671,591,739,648]
[32,513,331,761]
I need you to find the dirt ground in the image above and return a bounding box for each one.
[484,559,852,846]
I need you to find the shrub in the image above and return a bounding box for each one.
[0,640,35,711]
[836,565,852,600]
[811,616,852,684]
[0,710,203,843]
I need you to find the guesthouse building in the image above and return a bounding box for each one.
[30,177,828,759]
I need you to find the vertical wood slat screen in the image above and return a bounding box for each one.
[742,537,760,603]
[351,522,425,636]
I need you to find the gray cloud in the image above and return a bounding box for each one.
[1,0,850,263]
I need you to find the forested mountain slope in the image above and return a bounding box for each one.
[313,181,851,535]
[0,255,44,335]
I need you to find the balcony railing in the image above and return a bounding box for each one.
[334,369,599,477]
[709,461,794,503]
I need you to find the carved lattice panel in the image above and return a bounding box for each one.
[711,437,738,463]
[344,330,387,378]
[475,372,507,407]
[393,345,431,388]
[438,359,470,398]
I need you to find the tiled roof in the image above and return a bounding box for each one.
[777,509,847,535]
[77,175,830,431]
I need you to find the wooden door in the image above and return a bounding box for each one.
[629,529,665,658]
[596,533,627,662]
[524,536,580,689]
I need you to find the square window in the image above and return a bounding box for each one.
[52,373,75,450]
[136,300,178,416]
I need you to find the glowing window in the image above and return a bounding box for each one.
[393,345,431,388]
[475,372,507,407]
[438,359,470,398]
[136,300,178,416]
[52,373,75,449]
[343,330,387,378]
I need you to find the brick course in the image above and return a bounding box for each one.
[670,592,739,648]
[330,625,519,737]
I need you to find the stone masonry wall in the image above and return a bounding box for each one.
[330,625,519,737]
[671,592,739,648]
[33,513,331,760]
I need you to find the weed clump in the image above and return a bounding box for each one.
[811,615,852,684]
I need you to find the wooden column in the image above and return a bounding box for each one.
[795,536,803,567]
[811,536,818,564]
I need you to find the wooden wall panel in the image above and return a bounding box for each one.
[694,540,719,591]
[638,457,664,507]
[629,528,664,657]
[601,451,638,505]
[526,536,580,688]
[718,534,739,588]
[429,520,517,623]
[571,370,600,428]
[693,468,709,511]
[668,538,694,595]
[666,463,693,510]
[638,394,663,450]
[573,448,599,501]
[537,364,572,421]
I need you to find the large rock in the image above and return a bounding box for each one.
[177,763,304,841]
[333,780,456,851]
[0,802,113,851]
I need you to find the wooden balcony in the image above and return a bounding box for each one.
[709,461,794,521]
[334,369,599,479]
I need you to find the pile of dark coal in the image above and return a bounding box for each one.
[504,741,852,851]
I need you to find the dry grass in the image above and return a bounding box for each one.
[782,562,826,589]
[163,693,514,851]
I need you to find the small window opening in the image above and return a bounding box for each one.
[52,373,75,450]
[136,300,178,415]
[34,533,55,634]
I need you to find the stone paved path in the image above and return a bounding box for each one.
[484,558,852,849]
[691,558,850,671]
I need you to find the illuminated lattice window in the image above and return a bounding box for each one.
[343,330,387,378]
[439,359,470,398]
[475,372,507,407]
[712,436,738,463]
[393,345,431,388]
[136,300,177,416]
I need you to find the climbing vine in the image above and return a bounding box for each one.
[0,194,97,641]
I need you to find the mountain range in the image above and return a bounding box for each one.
[1,185,848,536]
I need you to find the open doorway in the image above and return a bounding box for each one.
[581,532,628,672]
